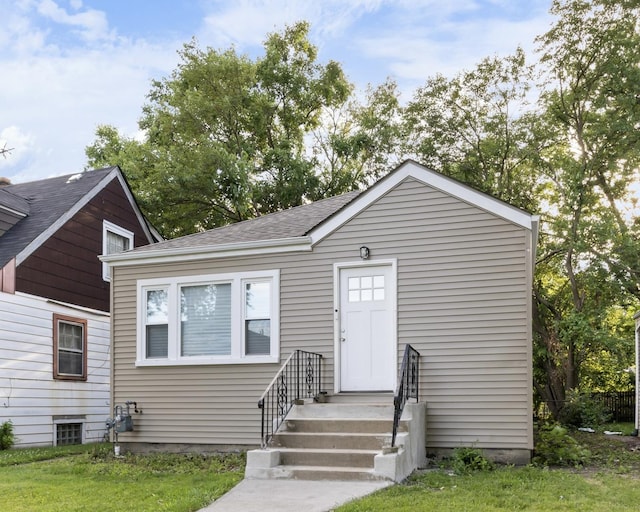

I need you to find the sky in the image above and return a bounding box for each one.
[0,0,553,184]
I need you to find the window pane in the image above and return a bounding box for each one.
[59,322,83,350]
[146,324,168,358]
[56,423,82,446]
[106,231,130,255]
[245,281,270,319]
[181,284,231,356]
[146,289,168,323]
[59,349,83,375]
[373,275,384,288]
[348,277,359,290]
[246,319,271,355]
[349,290,360,302]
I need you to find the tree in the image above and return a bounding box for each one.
[311,78,405,198]
[87,22,352,238]
[0,143,12,158]
[531,0,640,414]
[396,0,640,416]
[402,47,539,211]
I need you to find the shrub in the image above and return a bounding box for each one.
[0,420,14,450]
[558,390,610,429]
[533,423,590,467]
[451,446,495,474]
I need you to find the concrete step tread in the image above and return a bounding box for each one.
[276,447,381,455]
[276,464,376,473]
[273,465,387,481]
[276,431,389,437]
[286,417,401,422]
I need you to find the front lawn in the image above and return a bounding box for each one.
[337,466,640,511]
[3,427,640,511]
[337,424,640,511]
[0,443,244,512]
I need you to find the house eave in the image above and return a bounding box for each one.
[102,236,313,267]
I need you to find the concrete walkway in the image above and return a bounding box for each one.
[199,478,392,512]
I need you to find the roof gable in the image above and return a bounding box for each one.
[0,167,158,268]
[104,160,538,266]
[309,160,537,244]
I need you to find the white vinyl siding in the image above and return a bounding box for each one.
[111,177,533,450]
[0,292,110,448]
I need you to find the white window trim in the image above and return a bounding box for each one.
[102,220,134,282]
[136,270,280,366]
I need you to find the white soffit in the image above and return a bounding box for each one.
[309,160,535,245]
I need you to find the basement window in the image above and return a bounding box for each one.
[55,422,83,446]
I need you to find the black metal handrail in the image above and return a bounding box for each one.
[257,350,323,448]
[392,344,420,447]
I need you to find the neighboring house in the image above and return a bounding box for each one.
[0,167,159,447]
[104,160,539,471]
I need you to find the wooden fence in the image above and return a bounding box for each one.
[592,391,635,423]
[537,390,636,423]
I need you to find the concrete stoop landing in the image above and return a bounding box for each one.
[245,394,427,483]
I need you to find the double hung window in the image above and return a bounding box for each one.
[53,314,87,380]
[137,270,279,365]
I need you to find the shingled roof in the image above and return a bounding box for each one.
[131,189,362,254]
[0,167,120,268]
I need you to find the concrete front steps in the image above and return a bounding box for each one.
[245,394,426,482]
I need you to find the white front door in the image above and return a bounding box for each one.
[339,264,396,391]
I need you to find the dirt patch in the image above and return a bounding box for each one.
[618,435,640,451]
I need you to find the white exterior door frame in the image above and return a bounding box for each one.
[333,259,397,394]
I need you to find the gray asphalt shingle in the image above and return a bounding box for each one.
[131,189,362,253]
[0,167,117,268]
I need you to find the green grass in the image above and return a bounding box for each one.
[337,467,640,511]
[337,425,640,512]
[3,427,640,511]
[0,443,244,512]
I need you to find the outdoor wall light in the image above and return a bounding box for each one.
[360,246,370,260]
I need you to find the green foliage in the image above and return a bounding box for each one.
[558,390,611,428]
[450,446,495,474]
[403,47,538,212]
[86,22,355,238]
[84,1,640,409]
[533,423,591,467]
[0,420,14,450]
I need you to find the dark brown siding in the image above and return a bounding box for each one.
[16,178,153,312]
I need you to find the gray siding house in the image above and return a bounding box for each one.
[104,160,539,469]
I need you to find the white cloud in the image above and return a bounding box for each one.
[0,0,555,184]
[36,0,113,42]
[0,1,181,182]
